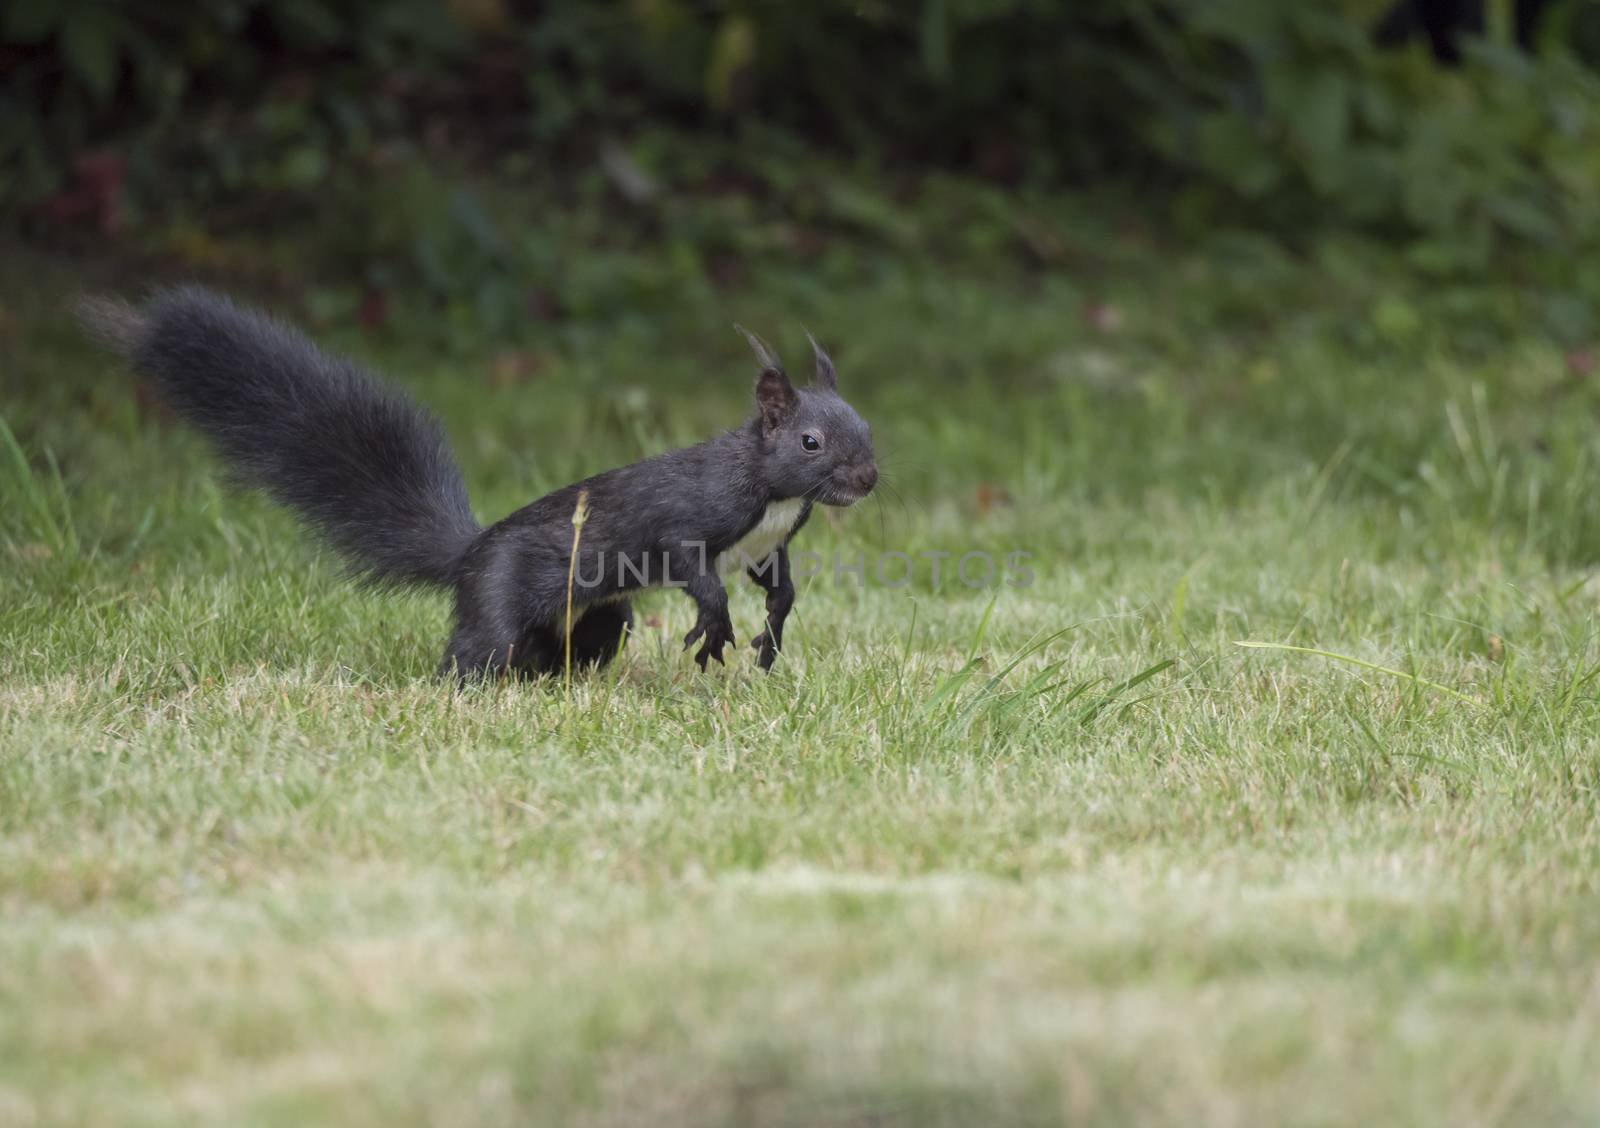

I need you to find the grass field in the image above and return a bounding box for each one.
[5,221,1600,1126]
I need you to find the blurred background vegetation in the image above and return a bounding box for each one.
[18,9,1600,1119]
[8,0,1600,348]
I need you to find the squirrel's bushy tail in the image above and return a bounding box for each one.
[77,285,480,588]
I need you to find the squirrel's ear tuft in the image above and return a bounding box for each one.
[735,324,783,375]
[806,331,837,391]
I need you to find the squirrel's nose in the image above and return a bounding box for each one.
[855,464,878,493]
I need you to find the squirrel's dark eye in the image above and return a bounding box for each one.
[801,432,822,452]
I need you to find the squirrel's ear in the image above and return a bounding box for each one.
[737,324,798,432]
[807,331,837,391]
[754,367,799,433]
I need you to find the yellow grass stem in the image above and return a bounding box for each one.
[564,489,591,699]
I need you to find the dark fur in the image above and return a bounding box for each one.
[77,286,877,680]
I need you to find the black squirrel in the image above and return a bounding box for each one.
[77,286,878,679]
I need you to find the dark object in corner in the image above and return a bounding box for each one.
[1373,0,1550,63]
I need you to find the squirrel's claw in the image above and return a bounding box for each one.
[686,616,734,670]
[693,639,728,670]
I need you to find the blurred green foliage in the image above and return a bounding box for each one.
[8,0,1600,339]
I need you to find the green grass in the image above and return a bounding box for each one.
[5,227,1600,1126]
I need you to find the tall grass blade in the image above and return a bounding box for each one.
[1234,641,1482,706]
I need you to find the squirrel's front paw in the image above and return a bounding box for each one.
[684,615,736,670]
[751,629,779,671]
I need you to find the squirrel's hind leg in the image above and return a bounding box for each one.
[439,624,525,681]
[439,532,630,680]
[437,606,630,682]
[439,579,560,681]
[567,600,633,670]
[441,533,568,681]
[438,622,564,681]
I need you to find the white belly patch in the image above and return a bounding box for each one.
[715,498,805,576]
